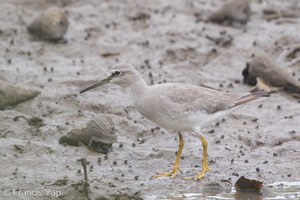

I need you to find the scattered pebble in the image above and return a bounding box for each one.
[27,7,69,41]
[0,80,40,109]
[208,129,215,134]
[128,12,150,21]
[232,172,239,176]
[243,52,300,93]
[208,0,251,25]
[205,33,233,47]
[13,116,44,127]
[59,115,116,153]
[227,83,234,88]
[108,182,116,187]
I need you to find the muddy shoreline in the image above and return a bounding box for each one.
[0,0,299,199]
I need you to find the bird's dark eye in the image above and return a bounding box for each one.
[113,71,121,76]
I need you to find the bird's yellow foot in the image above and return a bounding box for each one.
[184,166,212,180]
[153,167,183,178]
[194,166,212,180]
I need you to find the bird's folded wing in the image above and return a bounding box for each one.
[160,84,238,114]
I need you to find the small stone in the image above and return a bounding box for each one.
[208,129,215,134]
[208,0,251,25]
[59,115,116,153]
[0,80,40,109]
[28,7,69,40]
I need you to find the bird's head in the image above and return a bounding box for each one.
[80,63,141,93]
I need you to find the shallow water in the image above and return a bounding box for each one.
[144,182,300,200]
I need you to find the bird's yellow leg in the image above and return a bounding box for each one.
[153,132,184,178]
[184,135,212,180]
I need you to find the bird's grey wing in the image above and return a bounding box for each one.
[160,84,237,114]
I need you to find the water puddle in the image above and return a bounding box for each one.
[144,182,300,200]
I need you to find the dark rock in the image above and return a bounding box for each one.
[27,7,69,40]
[0,80,40,109]
[243,52,300,93]
[59,115,116,153]
[208,0,251,25]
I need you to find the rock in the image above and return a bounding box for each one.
[13,116,44,127]
[27,7,69,40]
[0,80,40,109]
[59,115,116,153]
[243,53,300,93]
[234,176,271,198]
[0,74,7,82]
[205,33,233,47]
[208,0,251,25]
[249,77,281,93]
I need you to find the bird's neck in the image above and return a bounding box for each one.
[125,79,148,102]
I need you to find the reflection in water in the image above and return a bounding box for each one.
[202,185,231,196]
[234,190,263,200]
[144,182,300,200]
[234,185,271,200]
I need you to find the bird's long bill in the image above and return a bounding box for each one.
[80,75,112,94]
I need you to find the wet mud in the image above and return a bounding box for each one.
[0,0,299,199]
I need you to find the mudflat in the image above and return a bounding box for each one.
[0,0,299,199]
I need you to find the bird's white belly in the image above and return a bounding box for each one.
[138,105,234,132]
[139,108,208,132]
